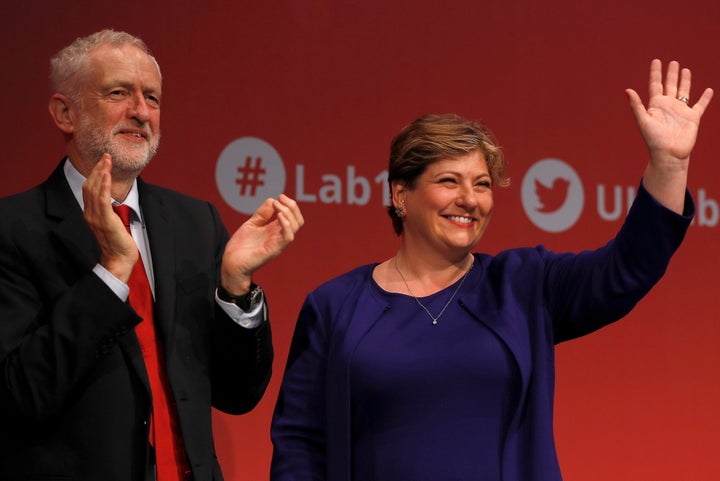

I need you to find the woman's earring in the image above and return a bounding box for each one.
[394,205,405,218]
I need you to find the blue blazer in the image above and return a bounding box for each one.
[271,183,693,481]
[0,160,273,481]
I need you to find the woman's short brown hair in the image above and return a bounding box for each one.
[387,113,508,235]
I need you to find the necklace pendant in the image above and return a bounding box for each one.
[393,256,474,327]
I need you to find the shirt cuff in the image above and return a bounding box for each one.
[93,263,129,301]
[215,289,266,329]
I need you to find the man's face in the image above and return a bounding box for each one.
[71,44,162,177]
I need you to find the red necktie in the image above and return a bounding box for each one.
[113,205,190,480]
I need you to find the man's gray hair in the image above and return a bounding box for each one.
[49,29,161,101]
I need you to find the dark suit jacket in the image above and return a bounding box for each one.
[0,160,273,481]
[271,183,693,481]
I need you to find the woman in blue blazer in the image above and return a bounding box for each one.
[270,60,713,481]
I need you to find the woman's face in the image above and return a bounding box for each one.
[394,150,494,257]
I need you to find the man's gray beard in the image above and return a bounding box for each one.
[76,119,160,178]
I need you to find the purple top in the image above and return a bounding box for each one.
[351,277,519,480]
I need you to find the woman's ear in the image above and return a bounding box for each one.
[391,181,407,209]
[48,93,75,134]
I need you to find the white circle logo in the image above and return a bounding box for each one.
[216,137,286,215]
[521,158,584,233]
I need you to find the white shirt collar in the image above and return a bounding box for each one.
[63,158,143,224]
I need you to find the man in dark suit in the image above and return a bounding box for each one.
[0,29,303,480]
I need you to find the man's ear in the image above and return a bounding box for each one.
[48,93,75,134]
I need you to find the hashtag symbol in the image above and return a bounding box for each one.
[235,156,266,196]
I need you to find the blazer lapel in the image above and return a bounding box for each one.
[137,179,178,353]
[458,287,533,421]
[44,162,99,270]
[459,257,535,395]
[328,281,392,481]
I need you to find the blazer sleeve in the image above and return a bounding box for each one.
[210,303,273,414]
[270,292,328,481]
[545,181,694,343]
[204,201,274,415]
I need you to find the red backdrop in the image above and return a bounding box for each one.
[1,1,718,479]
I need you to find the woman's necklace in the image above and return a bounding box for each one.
[393,256,474,325]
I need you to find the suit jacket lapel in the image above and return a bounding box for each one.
[137,179,178,354]
[44,161,99,270]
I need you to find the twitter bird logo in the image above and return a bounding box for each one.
[521,158,584,233]
[534,177,570,213]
